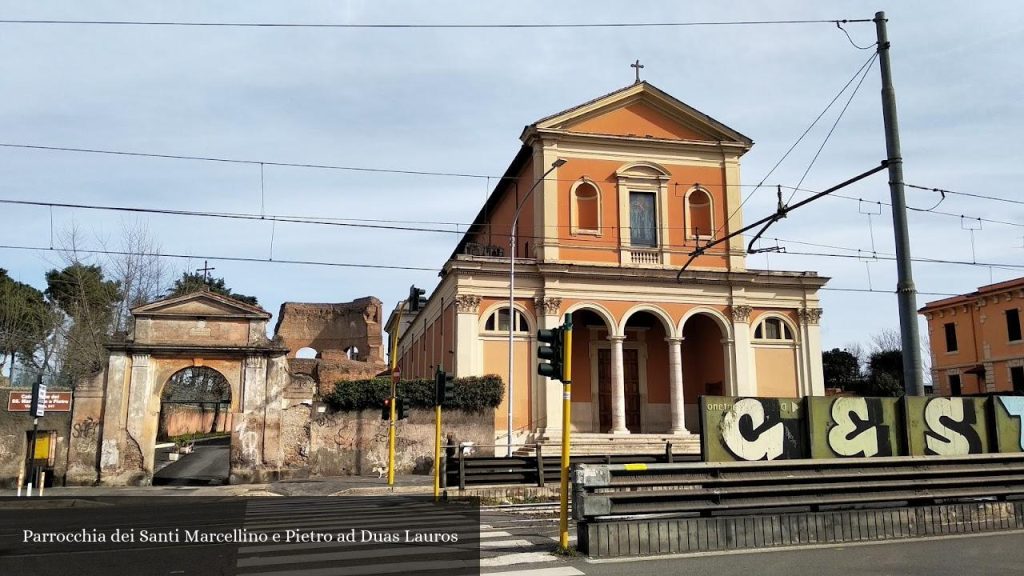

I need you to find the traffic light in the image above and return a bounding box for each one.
[409,285,426,312]
[434,368,455,407]
[383,396,408,420]
[537,327,564,381]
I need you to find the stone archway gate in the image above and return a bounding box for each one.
[66,290,313,486]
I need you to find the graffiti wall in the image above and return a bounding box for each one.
[701,395,1024,462]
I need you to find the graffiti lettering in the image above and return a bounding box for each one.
[924,397,982,455]
[998,396,1024,451]
[722,398,784,461]
[72,417,100,439]
[828,397,880,457]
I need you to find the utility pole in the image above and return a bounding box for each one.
[875,11,925,396]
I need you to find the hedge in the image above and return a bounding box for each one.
[324,374,504,413]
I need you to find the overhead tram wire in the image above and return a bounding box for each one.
[5,195,1022,271]
[0,244,437,272]
[0,18,873,29]
[710,49,881,241]
[905,183,1024,207]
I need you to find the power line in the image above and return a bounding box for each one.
[713,50,880,239]
[0,142,495,180]
[905,183,1024,207]
[0,244,438,272]
[0,18,872,29]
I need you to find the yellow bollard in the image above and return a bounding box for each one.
[16,468,24,497]
[39,472,45,497]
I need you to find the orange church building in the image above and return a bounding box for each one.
[386,81,827,448]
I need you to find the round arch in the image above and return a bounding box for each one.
[614,160,672,179]
[563,302,617,335]
[618,304,677,338]
[750,312,801,343]
[678,307,733,341]
[478,301,536,334]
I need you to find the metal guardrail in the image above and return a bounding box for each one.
[572,453,1024,557]
[572,453,1024,521]
[443,441,699,490]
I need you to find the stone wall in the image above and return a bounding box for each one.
[159,403,232,438]
[274,298,386,364]
[301,408,495,476]
[0,383,73,488]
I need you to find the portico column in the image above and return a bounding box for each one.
[609,335,629,434]
[666,337,688,434]
[799,307,825,396]
[731,305,756,396]
[454,295,481,377]
[536,297,563,438]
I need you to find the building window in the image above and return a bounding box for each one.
[1012,366,1024,393]
[754,317,794,341]
[1006,309,1022,342]
[572,181,601,234]
[687,188,713,238]
[948,374,962,396]
[484,308,528,333]
[629,191,658,247]
[944,322,958,352]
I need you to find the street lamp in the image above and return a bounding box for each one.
[507,158,566,457]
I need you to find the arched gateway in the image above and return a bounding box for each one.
[65,290,312,486]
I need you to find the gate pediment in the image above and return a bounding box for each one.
[128,290,272,348]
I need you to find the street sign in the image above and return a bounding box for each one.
[8,390,71,413]
[31,383,46,417]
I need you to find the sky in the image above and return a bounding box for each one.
[1,1,1022,373]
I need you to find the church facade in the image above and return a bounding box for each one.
[386,81,827,447]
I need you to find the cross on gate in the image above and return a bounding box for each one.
[197,260,215,281]
[631,59,644,83]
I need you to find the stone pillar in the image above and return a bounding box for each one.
[799,308,825,396]
[232,355,267,483]
[125,353,155,481]
[730,305,757,397]
[262,355,288,471]
[99,352,128,477]
[609,335,629,434]
[666,337,688,434]
[67,369,106,485]
[536,297,563,437]
[454,295,481,377]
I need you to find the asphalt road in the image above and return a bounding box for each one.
[153,437,230,486]
[581,531,1024,576]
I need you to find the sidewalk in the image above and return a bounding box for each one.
[1,474,436,498]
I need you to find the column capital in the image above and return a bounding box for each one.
[454,294,481,314]
[533,296,562,316]
[730,305,753,323]
[607,335,627,343]
[131,353,150,366]
[798,307,823,325]
[664,336,685,344]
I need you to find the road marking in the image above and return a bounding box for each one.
[483,568,584,576]
[480,551,557,567]
[480,530,513,539]
[479,538,535,549]
[235,558,476,576]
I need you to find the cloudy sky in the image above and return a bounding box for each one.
[1,1,1022,372]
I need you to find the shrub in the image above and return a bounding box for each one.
[324,374,504,413]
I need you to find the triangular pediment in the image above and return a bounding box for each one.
[528,82,751,146]
[132,290,270,319]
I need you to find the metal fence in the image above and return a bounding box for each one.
[572,453,1024,557]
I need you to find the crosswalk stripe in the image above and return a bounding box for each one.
[235,558,477,576]
[238,543,461,567]
[482,568,584,576]
[479,551,557,567]
[479,539,535,549]
[479,530,512,539]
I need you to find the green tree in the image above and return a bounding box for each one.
[168,272,258,305]
[0,269,53,378]
[45,263,122,385]
[866,349,905,396]
[821,348,863,393]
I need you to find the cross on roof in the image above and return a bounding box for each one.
[631,59,644,83]
[197,260,215,281]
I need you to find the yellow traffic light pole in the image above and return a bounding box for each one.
[387,301,406,489]
[559,314,573,551]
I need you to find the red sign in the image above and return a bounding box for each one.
[7,390,72,412]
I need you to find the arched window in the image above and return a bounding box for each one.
[754,317,794,341]
[687,188,712,238]
[571,180,602,235]
[296,347,319,359]
[345,346,360,360]
[484,307,529,333]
